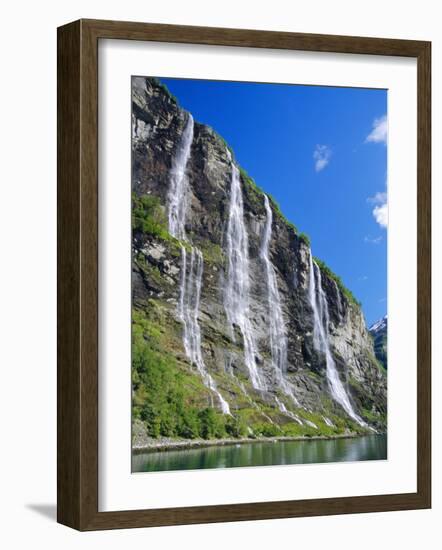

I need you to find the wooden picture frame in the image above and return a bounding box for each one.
[57,18,431,531]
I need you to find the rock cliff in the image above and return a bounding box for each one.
[131,77,387,441]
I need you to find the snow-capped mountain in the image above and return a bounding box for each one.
[369,314,388,334]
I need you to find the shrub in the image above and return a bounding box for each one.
[225,415,248,438]
[254,422,281,437]
[198,408,227,439]
[299,232,311,246]
[132,194,172,239]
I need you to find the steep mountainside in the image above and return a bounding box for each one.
[369,315,388,370]
[131,77,387,443]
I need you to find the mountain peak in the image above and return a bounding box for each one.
[369,314,387,333]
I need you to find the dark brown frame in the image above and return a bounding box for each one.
[57,18,431,531]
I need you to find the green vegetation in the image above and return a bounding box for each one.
[199,239,225,266]
[131,193,187,261]
[133,308,230,439]
[299,232,311,246]
[314,257,362,308]
[135,254,165,287]
[250,411,347,439]
[361,408,385,425]
[131,194,194,264]
[239,166,263,195]
[373,355,387,375]
[268,194,300,234]
[132,193,171,240]
[151,77,178,105]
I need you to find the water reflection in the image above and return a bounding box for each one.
[132,434,387,473]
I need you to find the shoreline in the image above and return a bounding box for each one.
[132,432,383,454]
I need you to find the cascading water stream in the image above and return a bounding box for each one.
[260,195,301,413]
[322,416,335,428]
[168,113,194,240]
[274,397,303,425]
[168,113,230,414]
[260,195,288,376]
[180,248,231,414]
[308,251,367,427]
[224,156,265,390]
[333,280,343,321]
[238,381,276,426]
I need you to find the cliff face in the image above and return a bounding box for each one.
[131,77,387,440]
[369,315,388,370]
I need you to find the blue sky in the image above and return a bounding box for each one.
[160,77,387,326]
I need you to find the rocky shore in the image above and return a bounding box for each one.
[132,432,369,454]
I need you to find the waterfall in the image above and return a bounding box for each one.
[239,381,276,425]
[275,397,303,425]
[224,159,265,390]
[168,114,194,240]
[168,113,230,414]
[333,280,343,321]
[179,247,231,414]
[322,415,335,428]
[260,195,288,375]
[260,195,300,410]
[308,251,367,427]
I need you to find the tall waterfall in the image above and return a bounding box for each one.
[178,247,230,414]
[168,114,230,414]
[260,195,300,410]
[308,251,366,426]
[260,195,288,375]
[168,114,194,240]
[224,159,265,390]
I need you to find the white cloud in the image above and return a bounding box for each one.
[313,144,331,172]
[364,235,383,244]
[367,191,387,204]
[373,203,388,228]
[366,114,388,145]
[368,188,388,228]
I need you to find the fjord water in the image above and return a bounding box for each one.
[132,434,387,473]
